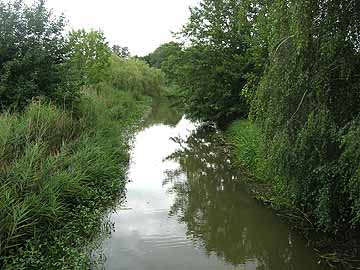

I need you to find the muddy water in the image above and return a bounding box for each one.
[103,102,328,270]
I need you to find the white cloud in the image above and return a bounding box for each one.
[45,0,200,56]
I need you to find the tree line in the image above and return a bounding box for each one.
[143,0,360,258]
[0,0,164,268]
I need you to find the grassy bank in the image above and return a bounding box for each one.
[227,120,286,210]
[0,1,167,268]
[0,84,150,269]
[227,120,360,268]
[0,5,164,265]
[0,47,164,268]
[227,120,309,216]
[0,49,163,268]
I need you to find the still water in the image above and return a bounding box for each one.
[103,102,328,270]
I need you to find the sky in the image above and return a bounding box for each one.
[44,0,200,56]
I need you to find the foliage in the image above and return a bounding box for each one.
[161,0,269,126]
[0,4,157,265]
[108,55,165,98]
[249,0,360,232]
[170,0,360,236]
[142,42,186,107]
[0,85,148,269]
[227,120,266,179]
[143,42,182,69]
[68,29,111,85]
[0,0,79,111]
[341,117,360,225]
[112,45,130,58]
[159,1,360,260]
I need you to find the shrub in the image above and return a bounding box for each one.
[250,0,360,232]
[108,55,165,98]
[0,0,79,111]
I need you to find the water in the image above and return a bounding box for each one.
[103,101,328,270]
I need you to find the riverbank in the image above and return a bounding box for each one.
[226,120,360,269]
[0,84,151,269]
[102,105,327,270]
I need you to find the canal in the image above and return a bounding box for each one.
[103,101,328,270]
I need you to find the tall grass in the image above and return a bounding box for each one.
[227,120,267,179]
[0,85,147,269]
[0,51,163,268]
[227,120,294,205]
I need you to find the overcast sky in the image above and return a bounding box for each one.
[44,0,199,56]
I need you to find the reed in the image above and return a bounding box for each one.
[0,85,148,269]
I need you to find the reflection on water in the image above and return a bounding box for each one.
[165,126,327,270]
[103,101,327,270]
[143,97,183,127]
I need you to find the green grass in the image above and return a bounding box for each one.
[0,85,149,269]
[0,53,163,269]
[227,120,292,209]
[227,120,267,179]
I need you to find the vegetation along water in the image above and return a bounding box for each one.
[0,0,359,269]
[102,100,328,270]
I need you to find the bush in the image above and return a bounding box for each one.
[108,55,165,98]
[0,0,79,111]
[341,117,360,226]
[250,0,360,232]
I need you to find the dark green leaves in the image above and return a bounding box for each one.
[0,0,78,111]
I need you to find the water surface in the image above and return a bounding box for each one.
[103,102,327,270]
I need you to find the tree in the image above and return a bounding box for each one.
[0,0,79,111]
[251,0,360,231]
[143,42,182,69]
[173,0,263,126]
[68,30,111,85]
[112,45,130,58]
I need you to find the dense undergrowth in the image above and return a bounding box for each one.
[0,54,162,268]
[0,87,147,269]
[0,1,164,268]
[227,120,360,268]
[143,0,359,267]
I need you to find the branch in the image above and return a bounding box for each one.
[288,88,309,124]
[274,35,294,55]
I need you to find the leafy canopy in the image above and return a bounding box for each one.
[0,0,79,111]
[68,29,111,86]
[157,0,268,126]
